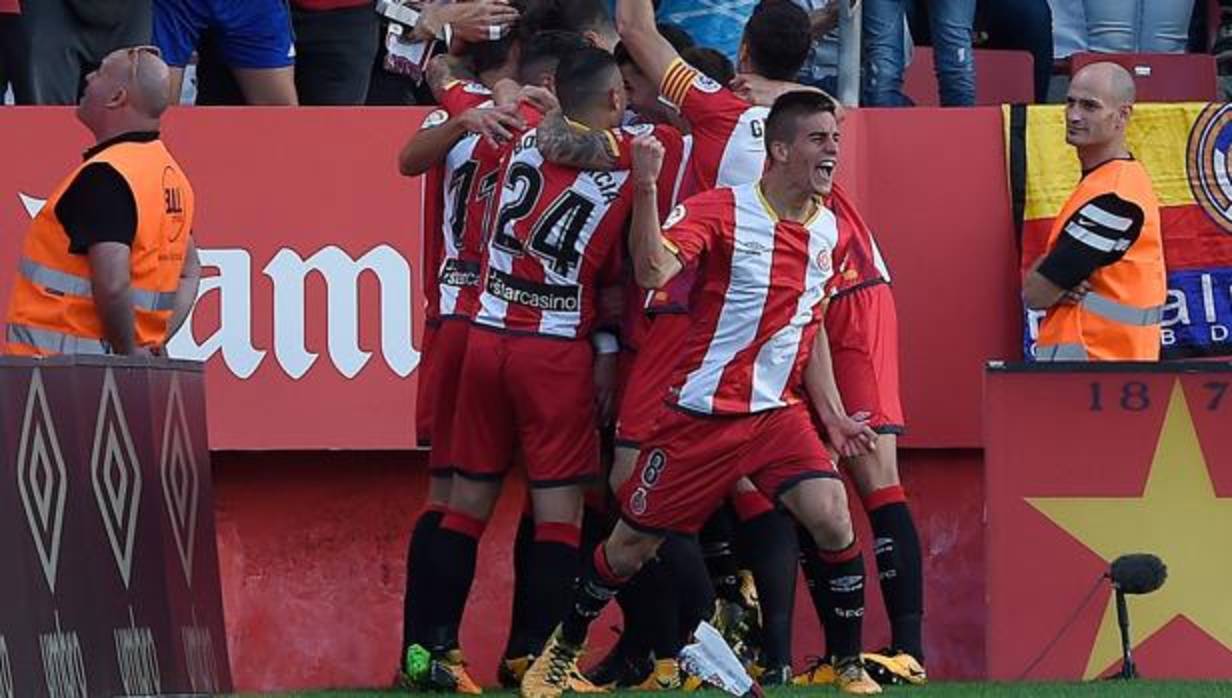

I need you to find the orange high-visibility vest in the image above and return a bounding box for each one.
[1036,159,1166,361]
[3,138,195,356]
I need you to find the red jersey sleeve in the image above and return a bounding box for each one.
[439,80,493,117]
[659,59,748,144]
[662,188,729,267]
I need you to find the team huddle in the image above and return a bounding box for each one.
[398,1,925,696]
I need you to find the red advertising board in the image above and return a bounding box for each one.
[0,107,1021,451]
[0,108,429,449]
[985,364,1232,680]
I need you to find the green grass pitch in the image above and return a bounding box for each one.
[254,683,1232,698]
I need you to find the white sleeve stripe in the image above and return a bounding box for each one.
[1064,221,1120,253]
[1078,203,1134,231]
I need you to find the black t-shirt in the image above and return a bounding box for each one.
[1037,159,1147,290]
[54,131,159,255]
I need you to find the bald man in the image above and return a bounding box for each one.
[4,46,201,357]
[1022,61,1166,361]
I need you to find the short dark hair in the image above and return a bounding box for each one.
[555,45,620,115]
[615,23,694,70]
[681,46,734,87]
[765,90,837,153]
[469,0,527,75]
[519,30,589,85]
[743,0,811,80]
[521,0,614,39]
[657,23,695,52]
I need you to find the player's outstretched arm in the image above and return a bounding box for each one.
[629,135,683,288]
[730,74,840,111]
[536,110,623,170]
[806,322,877,458]
[398,106,524,176]
[616,0,681,91]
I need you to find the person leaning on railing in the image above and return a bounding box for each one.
[3,46,201,358]
[1022,61,1166,362]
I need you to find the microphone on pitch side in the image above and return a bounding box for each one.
[1104,553,1167,680]
[1108,554,1167,595]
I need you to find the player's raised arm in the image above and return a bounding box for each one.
[616,0,681,91]
[629,134,684,289]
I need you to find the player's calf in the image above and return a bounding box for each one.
[781,477,879,693]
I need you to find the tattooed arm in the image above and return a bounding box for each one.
[535,110,623,170]
[425,54,480,103]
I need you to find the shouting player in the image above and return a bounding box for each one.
[521,92,882,698]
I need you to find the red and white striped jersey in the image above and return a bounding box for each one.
[474,123,686,339]
[660,58,767,191]
[828,183,892,297]
[421,80,493,321]
[661,182,839,414]
[442,104,545,319]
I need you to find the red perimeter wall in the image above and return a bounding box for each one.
[213,449,986,690]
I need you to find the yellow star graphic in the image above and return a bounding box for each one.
[1027,380,1232,679]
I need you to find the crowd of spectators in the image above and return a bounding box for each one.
[0,0,1225,107]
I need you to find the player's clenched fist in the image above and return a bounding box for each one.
[631,134,665,187]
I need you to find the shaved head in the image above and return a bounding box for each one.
[78,46,172,140]
[1064,61,1136,160]
[1072,61,1136,107]
[125,49,173,118]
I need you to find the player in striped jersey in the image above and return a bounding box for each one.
[395,24,528,692]
[522,92,882,698]
[617,0,814,189]
[400,31,649,692]
[616,1,925,683]
[420,45,685,695]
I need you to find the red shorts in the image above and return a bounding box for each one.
[825,282,905,434]
[415,322,440,448]
[615,313,690,448]
[451,328,601,487]
[426,318,471,475]
[617,403,837,534]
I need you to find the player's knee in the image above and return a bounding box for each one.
[531,485,585,525]
[427,475,452,506]
[802,478,855,550]
[605,526,663,578]
[848,434,900,496]
[448,478,500,521]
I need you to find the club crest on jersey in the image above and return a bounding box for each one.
[816,246,833,274]
[629,487,649,515]
[421,109,449,129]
[693,73,722,94]
[664,204,687,229]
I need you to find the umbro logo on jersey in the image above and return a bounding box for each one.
[735,239,771,255]
[664,204,687,229]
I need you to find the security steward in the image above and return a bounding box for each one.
[4,46,200,357]
[1022,61,1166,361]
